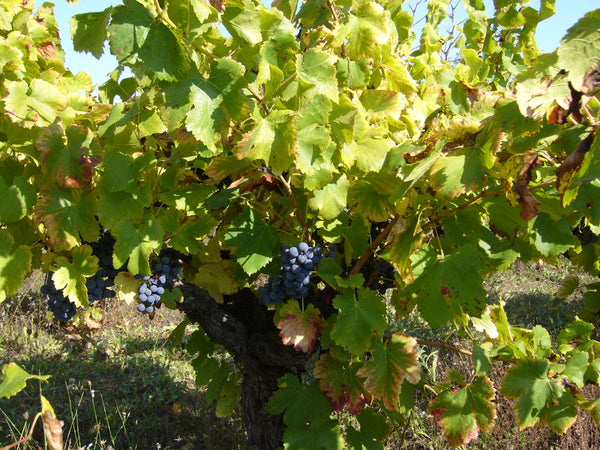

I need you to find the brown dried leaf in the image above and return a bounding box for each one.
[514,154,542,220]
[42,410,63,450]
[555,130,596,198]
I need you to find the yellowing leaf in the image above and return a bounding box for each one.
[3,79,67,127]
[194,261,238,303]
[356,334,421,410]
[309,174,350,220]
[52,245,99,307]
[0,363,51,399]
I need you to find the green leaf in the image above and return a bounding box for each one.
[356,334,421,410]
[404,245,488,328]
[102,149,154,193]
[267,374,332,428]
[316,257,343,289]
[530,213,579,258]
[430,151,486,198]
[282,419,345,450]
[557,9,600,93]
[331,288,387,355]
[500,359,566,429]
[222,0,263,46]
[0,231,31,302]
[235,110,297,174]
[224,207,279,275]
[0,363,50,399]
[309,174,350,220]
[69,8,111,59]
[185,85,219,153]
[108,0,189,80]
[52,245,99,307]
[112,214,164,276]
[0,39,24,73]
[429,373,496,448]
[299,49,339,102]
[346,408,391,450]
[563,351,589,388]
[472,344,492,375]
[169,215,218,255]
[215,372,241,418]
[0,176,36,224]
[359,90,406,121]
[98,189,150,228]
[137,20,189,81]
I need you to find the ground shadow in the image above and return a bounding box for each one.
[1,342,245,449]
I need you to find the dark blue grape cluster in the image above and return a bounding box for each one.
[135,255,181,314]
[366,259,396,295]
[259,242,323,305]
[86,232,126,305]
[41,278,77,321]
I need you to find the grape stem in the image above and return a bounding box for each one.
[278,174,312,244]
[349,215,400,276]
[416,339,472,356]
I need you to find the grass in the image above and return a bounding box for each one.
[0,278,246,450]
[1,259,600,449]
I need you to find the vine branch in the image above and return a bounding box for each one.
[246,85,270,115]
[349,215,400,276]
[278,174,312,244]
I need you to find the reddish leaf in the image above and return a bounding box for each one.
[429,372,496,448]
[36,124,99,190]
[277,300,323,353]
[314,353,370,414]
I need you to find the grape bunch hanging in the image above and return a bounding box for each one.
[87,231,126,304]
[259,242,323,305]
[41,278,77,321]
[360,258,396,295]
[135,254,181,314]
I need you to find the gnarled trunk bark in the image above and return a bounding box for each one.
[177,285,308,449]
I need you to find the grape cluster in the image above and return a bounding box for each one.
[259,242,323,305]
[87,232,125,305]
[364,259,396,295]
[41,278,77,321]
[135,255,181,314]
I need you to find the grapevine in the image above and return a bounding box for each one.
[2,1,600,449]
